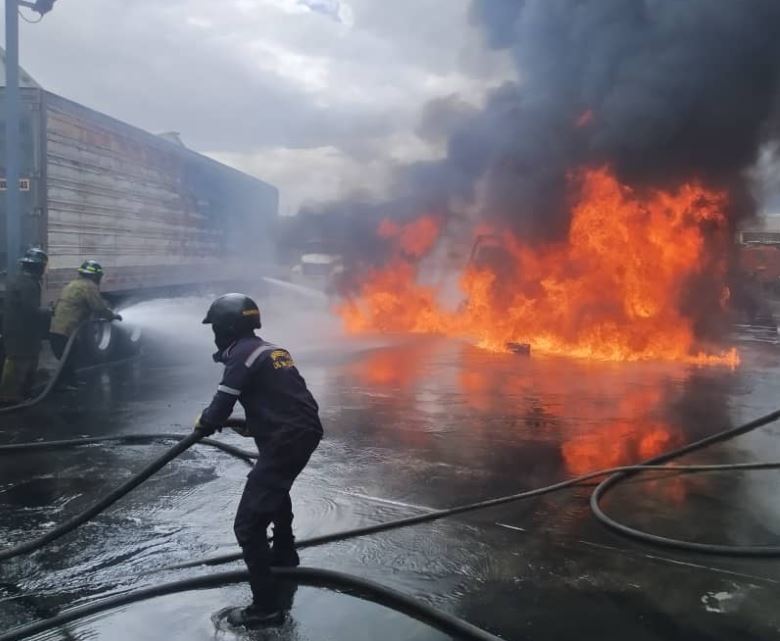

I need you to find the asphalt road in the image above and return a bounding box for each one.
[0,287,778,641]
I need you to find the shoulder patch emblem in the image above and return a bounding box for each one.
[270,349,294,369]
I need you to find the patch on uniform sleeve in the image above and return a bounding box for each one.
[270,349,295,369]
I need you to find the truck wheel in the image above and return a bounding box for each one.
[81,321,117,364]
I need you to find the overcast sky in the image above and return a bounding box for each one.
[5,0,512,214]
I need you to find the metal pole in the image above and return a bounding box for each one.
[5,0,20,277]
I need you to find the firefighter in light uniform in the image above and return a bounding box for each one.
[49,260,122,387]
[196,293,322,628]
[0,248,51,403]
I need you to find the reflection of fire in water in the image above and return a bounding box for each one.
[347,341,696,503]
[561,388,687,502]
[454,346,685,484]
[337,168,738,366]
[360,350,409,387]
[561,390,676,474]
[350,343,432,389]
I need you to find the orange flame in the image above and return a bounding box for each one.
[377,215,441,258]
[338,260,447,334]
[337,168,739,366]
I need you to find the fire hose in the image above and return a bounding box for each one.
[0,410,779,640]
[0,326,82,415]
[0,320,126,415]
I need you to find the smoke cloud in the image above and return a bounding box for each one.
[301,0,780,270]
[405,0,779,241]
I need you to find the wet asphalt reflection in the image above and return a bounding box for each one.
[1,289,779,640]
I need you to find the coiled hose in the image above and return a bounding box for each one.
[1,411,779,640]
[590,407,780,555]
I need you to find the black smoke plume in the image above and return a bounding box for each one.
[452,0,780,239]
[289,0,780,266]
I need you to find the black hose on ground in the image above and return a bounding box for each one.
[0,430,253,641]
[170,463,780,572]
[169,409,780,569]
[0,320,135,415]
[0,326,82,415]
[0,567,504,641]
[0,432,204,562]
[1,431,778,569]
[0,582,78,641]
[0,413,778,640]
[590,408,780,555]
[0,420,261,563]
[0,433,258,464]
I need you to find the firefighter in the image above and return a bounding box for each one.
[49,260,122,388]
[196,293,322,628]
[0,248,51,403]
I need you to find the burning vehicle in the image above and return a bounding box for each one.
[329,1,780,369]
[337,174,738,364]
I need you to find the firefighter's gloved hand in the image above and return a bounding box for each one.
[112,313,123,322]
[194,415,220,437]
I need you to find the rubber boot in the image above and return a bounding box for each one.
[224,604,285,628]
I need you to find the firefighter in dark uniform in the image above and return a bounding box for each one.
[196,293,322,628]
[0,248,50,403]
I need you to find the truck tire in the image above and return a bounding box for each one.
[81,322,117,364]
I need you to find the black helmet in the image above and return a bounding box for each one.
[23,247,48,265]
[202,293,262,333]
[78,259,104,281]
[18,247,48,274]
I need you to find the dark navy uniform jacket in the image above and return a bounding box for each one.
[200,336,323,443]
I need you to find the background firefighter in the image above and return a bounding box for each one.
[0,248,51,403]
[196,293,323,629]
[49,260,122,388]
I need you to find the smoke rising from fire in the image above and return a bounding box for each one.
[435,0,780,237]
[312,1,780,362]
[309,0,780,254]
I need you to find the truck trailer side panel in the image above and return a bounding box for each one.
[1,88,279,299]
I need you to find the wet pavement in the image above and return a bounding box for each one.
[1,286,779,641]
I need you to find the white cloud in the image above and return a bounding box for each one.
[246,39,333,95]
[210,129,444,215]
[297,0,354,25]
[7,0,513,211]
[211,146,387,215]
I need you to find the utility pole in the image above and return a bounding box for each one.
[5,0,20,277]
[4,0,55,277]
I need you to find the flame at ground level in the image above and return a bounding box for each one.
[337,168,739,366]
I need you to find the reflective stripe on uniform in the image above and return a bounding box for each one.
[217,384,241,396]
[245,344,277,367]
